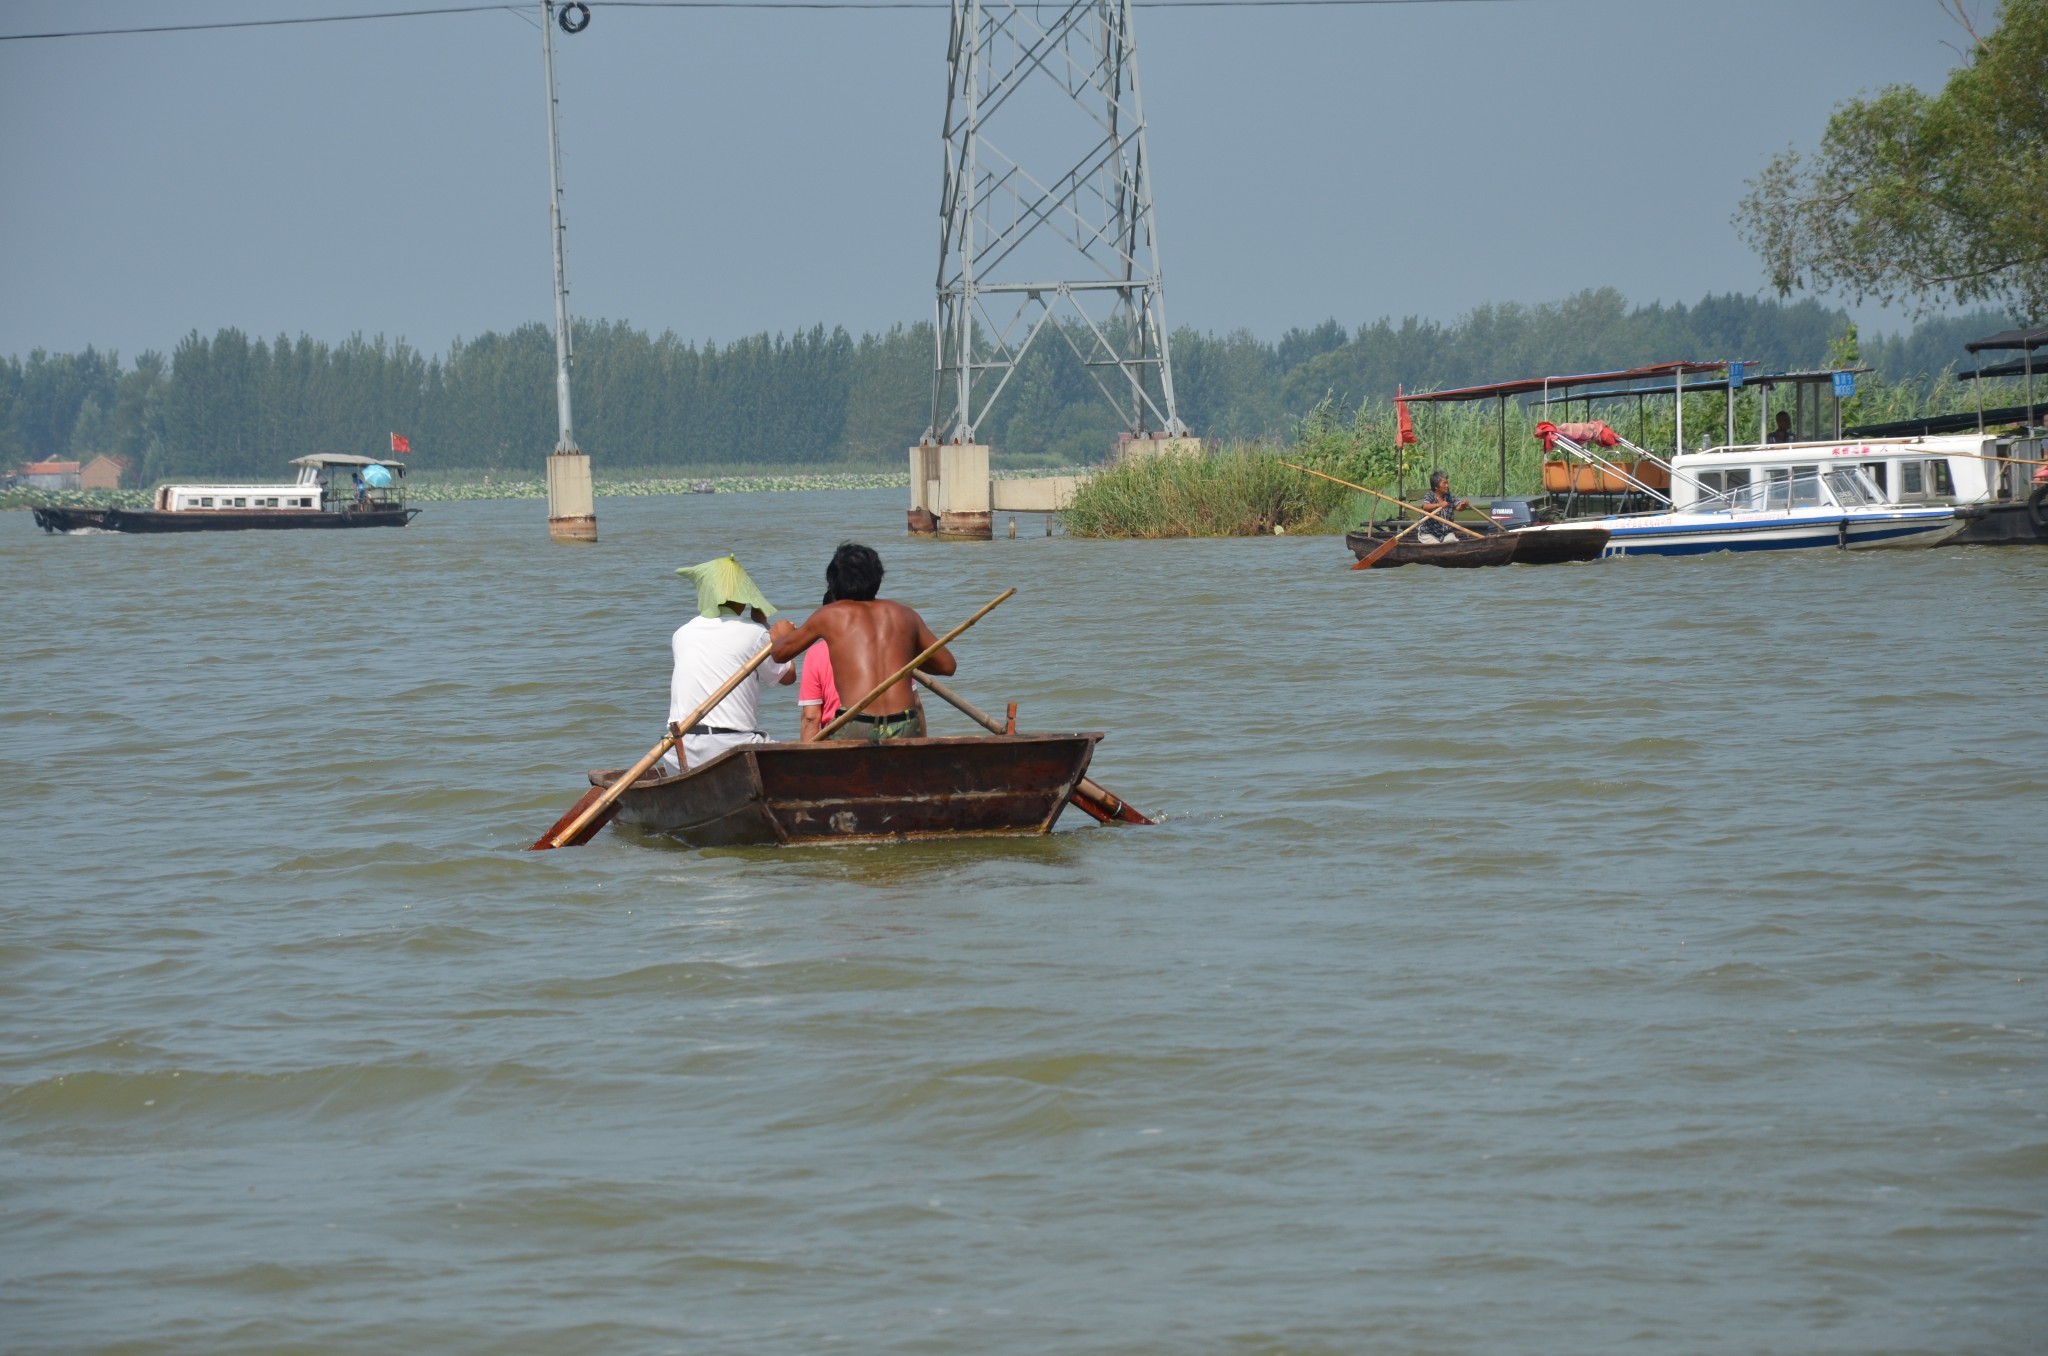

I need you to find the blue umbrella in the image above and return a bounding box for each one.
[362,464,394,488]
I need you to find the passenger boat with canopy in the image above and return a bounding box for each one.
[30,453,417,533]
[1516,431,1962,556]
[1386,358,2048,558]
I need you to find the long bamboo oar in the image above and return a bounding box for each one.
[1350,514,1429,570]
[915,673,1154,825]
[530,644,773,851]
[1279,460,1488,539]
[816,589,1015,740]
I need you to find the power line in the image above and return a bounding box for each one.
[0,0,1526,43]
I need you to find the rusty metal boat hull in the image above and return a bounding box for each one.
[588,733,1103,847]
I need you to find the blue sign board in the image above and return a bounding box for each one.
[1832,371,1856,398]
[1728,361,1745,390]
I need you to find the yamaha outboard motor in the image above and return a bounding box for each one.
[1488,497,1535,528]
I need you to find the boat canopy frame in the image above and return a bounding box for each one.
[1391,360,1870,499]
[288,453,409,472]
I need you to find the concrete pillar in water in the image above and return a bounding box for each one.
[938,443,992,540]
[908,443,992,539]
[546,451,596,543]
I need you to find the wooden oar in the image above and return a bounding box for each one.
[1278,460,1488,539]
[915,673,1155,825]
[816,588,1016,740]
[1350,515,1429,570]
[530,644,773,851]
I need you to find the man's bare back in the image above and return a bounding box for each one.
[770,598,954,717]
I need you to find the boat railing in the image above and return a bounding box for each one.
[1543,429,1674,507]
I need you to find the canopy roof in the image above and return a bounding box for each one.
[1957,355,2043,380]
[1844,404,2039,439]
[1398,361,1736,404]
[1963,326,2048,354]
[289,453,407,471]
[1549,367,1873,404]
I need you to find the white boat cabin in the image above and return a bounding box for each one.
[159,485,323,511]
[1669,433,2034,512]
[152,453,408,513]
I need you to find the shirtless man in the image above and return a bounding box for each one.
[769,543,954,742]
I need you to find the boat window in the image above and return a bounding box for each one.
[201,496,214,508]
[233,497,247,508]
[1790,466,1823,508]
[1765,467,1789,509]
[1901,461,1924,495]
[1690,467,1755,510]
[1929,460,1954,495]
[1867,462,1888,494]
[1826,466,1881,507]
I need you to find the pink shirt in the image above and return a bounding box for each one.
[798,644,840,724]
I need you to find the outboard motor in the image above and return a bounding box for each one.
[1488,497,1535,528]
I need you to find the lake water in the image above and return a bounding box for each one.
[2,489,2043,1354]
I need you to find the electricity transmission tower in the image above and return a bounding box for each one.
[929,0,1188,448]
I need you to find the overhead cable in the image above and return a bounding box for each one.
[2,0,1528,43]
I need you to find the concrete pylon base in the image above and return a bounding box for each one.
[1116,433,1203,461]
[908,443,993,540]
[937,510,993,541]
[546,451,597,542]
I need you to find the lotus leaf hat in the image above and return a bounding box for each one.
[676,554,777,621]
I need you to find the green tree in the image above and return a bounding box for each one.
[1736,0,2048,316]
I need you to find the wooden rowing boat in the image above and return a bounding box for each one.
[1343,522,1609,568]
[587,732,1103,847]
[1344,524,1517,568]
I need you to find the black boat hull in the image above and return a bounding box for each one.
[31,506,418,533]
[1344,523,1609,567]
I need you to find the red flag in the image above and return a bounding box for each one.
[390,433,412,455]
[1394,387,1417,447]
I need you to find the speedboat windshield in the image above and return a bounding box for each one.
[1825,465,1885,507]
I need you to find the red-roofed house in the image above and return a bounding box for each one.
[20,460,81,490]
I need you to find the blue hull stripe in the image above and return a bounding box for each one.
[1603,521,1949,557]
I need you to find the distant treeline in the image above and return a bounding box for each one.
[0,289,2007,481]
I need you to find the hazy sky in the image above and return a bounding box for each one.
[1,0,1977,363]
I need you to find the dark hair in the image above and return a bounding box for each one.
[826,542,883,602]
[1429,468,1449,488]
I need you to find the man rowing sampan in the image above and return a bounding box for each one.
[769,543,956,741]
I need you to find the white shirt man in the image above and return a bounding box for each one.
[661,611,794,773]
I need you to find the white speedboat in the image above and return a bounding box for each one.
[1520,433,1963,558]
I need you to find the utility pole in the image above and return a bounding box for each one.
[541,0,595,542]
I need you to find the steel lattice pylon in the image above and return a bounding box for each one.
[929,0,1187,446]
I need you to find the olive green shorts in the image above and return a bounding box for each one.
[826,707,927,743]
